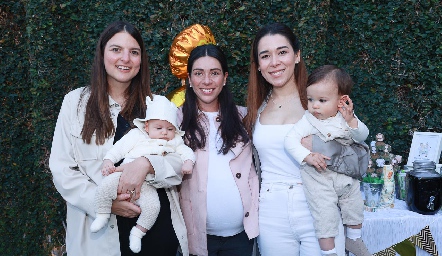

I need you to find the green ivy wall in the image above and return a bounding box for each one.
[1,0,441,254]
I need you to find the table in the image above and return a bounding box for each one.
[360,199,442,255]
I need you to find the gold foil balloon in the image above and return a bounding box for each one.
[169,24,216,79]
[167,24,216,107]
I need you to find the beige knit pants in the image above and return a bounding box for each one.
[301,166,364,239]
[94,172,160,230]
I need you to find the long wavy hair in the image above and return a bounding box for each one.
[244,22,308,135]
[181,44,250,154]
[81,21,152,145]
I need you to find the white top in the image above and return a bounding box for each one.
[284,110,369,164]
[205,112,244,236]
[253,115,302,184]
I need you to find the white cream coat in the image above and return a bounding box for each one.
[49,87,188,256]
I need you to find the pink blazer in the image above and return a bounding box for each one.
[177,107,259,256]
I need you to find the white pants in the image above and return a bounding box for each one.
[258,182,345,256]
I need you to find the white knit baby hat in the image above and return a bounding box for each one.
[134,95,184,136]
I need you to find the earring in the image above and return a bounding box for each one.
[223,83,226,86]
[258,68,261,71]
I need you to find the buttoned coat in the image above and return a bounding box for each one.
[177,107,259,256]
[49,87,189,256]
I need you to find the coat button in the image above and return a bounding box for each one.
[162,151,168,156]
[236,173,241,179]
[110,225,114,229]
[245,212,249,217]
[327,133,331,137]
[216,116,221,122]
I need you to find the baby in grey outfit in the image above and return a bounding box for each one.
[285,65,370,256]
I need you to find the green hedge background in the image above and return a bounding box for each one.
[1,0,441,254]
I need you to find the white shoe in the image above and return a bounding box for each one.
[345,237,371,256]
[90,214,109,233]
[129,227,146,253]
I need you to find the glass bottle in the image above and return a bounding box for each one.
[406,160,442,215]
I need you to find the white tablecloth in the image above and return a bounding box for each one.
[361,199,442,255]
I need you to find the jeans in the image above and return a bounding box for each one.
[257,182,345,256]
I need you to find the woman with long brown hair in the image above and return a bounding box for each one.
[178,44,259,256]
[50,21,188,256]
[244,23,345,256]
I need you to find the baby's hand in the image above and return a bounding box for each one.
[181,160,194,175]
[339,95,357,128]
[304,152,330,171]
[101,159,116,176]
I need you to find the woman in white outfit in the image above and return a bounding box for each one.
[244,23,345,256]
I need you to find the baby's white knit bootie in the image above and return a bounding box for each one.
[129,226,146,253]
[90,213,110,233]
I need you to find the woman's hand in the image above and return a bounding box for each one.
[115,157,152,201]
[111,193,141,218]
[304,152,330,171]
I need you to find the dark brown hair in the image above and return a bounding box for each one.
[181,44,249,154]
[307,65,354,96]
[81,21,152,145]
[244,22,308,135]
